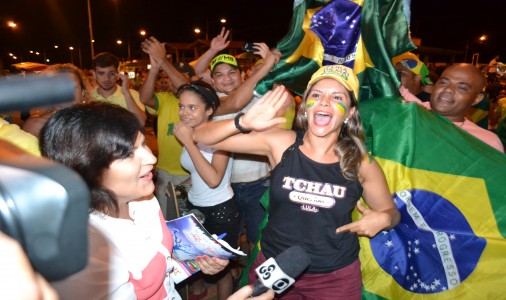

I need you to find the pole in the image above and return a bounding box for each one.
[464,41,469,63]
[87,0,95,60]
[127,33,131,61]
[205,17,209,40]
[78,46,83,68]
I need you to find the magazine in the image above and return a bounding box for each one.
[166,213,246,284]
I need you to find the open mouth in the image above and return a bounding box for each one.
[140,170,152,179]
[314,112,332,126]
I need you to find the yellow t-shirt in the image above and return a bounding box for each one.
[91,85,145,111]
[154,92,189,176]
[0,119,41,157]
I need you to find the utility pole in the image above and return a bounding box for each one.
[87,0,95,60]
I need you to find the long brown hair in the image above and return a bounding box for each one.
[295,83,367,180]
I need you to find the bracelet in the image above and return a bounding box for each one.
[234,112,251,134]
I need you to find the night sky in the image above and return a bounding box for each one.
[1,0,504,68]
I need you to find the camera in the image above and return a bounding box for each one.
[0,73,90,281]
[243,42,257,53]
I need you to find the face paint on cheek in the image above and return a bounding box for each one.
[306,99,317,109]
[334,102,347,114]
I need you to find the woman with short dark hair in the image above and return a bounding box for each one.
[40,102,228,300]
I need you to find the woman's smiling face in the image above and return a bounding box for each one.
[305,78,355,136]
[178,90,213,128]
[101,132,157,203]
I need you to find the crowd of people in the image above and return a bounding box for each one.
[1,26,504,300]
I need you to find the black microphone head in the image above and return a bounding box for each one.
[0,73,76,114]
[251,245,311,297]
[275,245,311,278]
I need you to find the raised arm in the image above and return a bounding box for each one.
[141,37,189,94]
[173,121,231,188]
[118,73,146,126]
[139,51,160,108]
[192,27,231,84]
[214,44,281,116]
[194,85,289,146]
[399,85,431,111]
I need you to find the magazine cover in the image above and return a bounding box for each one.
[166,214,246,284]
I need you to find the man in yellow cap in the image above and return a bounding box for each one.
[209,54,244,99]
[190,30,297,269]
[393,52,433,102]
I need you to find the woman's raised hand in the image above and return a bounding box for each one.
[240,85,289,131]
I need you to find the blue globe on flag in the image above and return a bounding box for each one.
[370,189,486,294]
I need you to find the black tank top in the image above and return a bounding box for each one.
[262,130,363,273]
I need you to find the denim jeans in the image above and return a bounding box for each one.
[231,177,269,244]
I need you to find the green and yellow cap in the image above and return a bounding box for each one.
[307,64,359,101]
[392,52,433,85]
[210,54,239,73]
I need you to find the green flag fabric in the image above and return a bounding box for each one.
[254,0,415,101]
[242,0,419,290]
[356,0,414,100]
[241,0,506,299]
[254,0,331,97]
[359,97,506,299]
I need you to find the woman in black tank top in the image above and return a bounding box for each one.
[194,65,400,299]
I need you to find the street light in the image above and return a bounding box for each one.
[203,18,229,40]
[128,29,148,61]
[465,34,487,63]
[116,39,129,61]
[195,18,228,40]
[68,46,83,67]
[69,46,75,64]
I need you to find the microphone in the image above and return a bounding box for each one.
[0,73,76,114]
[250,245,311,297]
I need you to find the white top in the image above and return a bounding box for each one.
[51,197,181,300]
[180,143,234,207]
[213,95,271,183]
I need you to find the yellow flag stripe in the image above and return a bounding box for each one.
[360,157,506,299]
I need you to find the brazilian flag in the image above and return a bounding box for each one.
[466,94,490,129]
[254,0,414,100]
[359,97,506,299]
[243,0,506,298]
